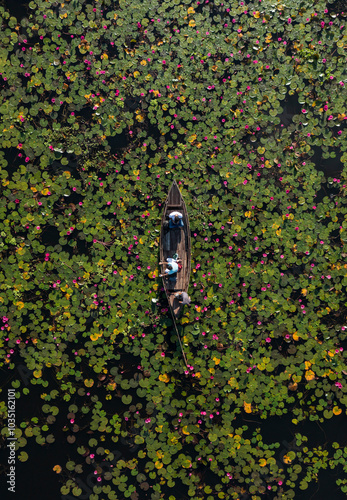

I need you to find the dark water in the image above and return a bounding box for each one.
[1,0,30,20]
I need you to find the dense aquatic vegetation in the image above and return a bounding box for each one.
[0,0,347,498]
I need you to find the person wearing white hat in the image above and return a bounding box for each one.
[168,211,184,229]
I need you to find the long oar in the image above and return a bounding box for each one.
[163,286,189,368]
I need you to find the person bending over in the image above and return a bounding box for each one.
[173,291,191,305]
[168,211,184,229]
[159,257,181,277]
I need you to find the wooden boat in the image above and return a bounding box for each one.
[160,181,191,318]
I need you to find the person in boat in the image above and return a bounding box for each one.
[173,291,191,305]
[168,211,184,229]
[158,257,182,277]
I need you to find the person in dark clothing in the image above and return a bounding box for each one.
[168,211,184,229]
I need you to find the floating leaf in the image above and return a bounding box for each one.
[18,451,28,462]
[243,401,252,414]
[305,370,315,381]
[121,394,132,404]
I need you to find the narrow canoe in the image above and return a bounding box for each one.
[160,181,191,318]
